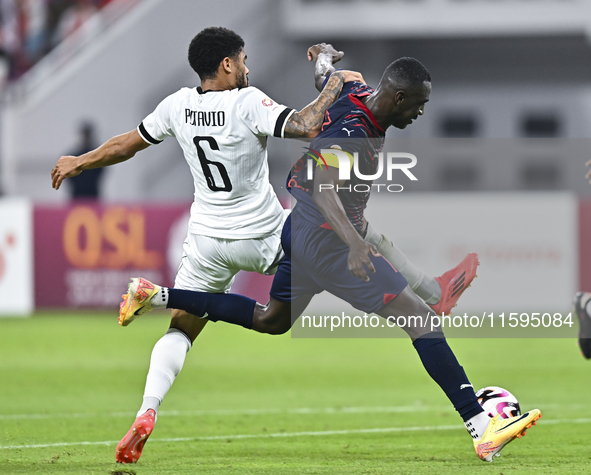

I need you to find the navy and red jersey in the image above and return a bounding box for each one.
[287,79,386,234]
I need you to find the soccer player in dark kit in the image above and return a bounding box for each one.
[124,54,541,462]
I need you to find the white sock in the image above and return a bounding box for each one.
[136,328,191,418]
[137,396,160,417]
[364,224,441,304]
[150,286,169,308]
[465,411,491,440]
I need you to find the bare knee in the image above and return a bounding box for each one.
[170,309,208,342]
[378,286,442,341]
[252,302,291,335]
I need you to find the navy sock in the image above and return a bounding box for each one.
[412,331,483,421]
[167,289,256,330]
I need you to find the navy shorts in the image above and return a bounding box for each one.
[270,214,408,314]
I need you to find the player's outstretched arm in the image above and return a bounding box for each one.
[51,129,150,190]
[284,69,364,139]
[312,165,380,282]
[307,43,345,92]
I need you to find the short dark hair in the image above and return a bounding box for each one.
[383,57,431,86]
[188,27,244,80]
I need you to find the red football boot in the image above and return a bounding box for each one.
[429,253,479,315]
[115,409,156,463]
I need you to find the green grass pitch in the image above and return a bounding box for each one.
[1,312,590,474]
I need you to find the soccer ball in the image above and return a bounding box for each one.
[475,386,521,419]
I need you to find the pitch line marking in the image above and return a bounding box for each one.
[0,405,446,421]
[1,418,590,451]
[0,403,580,421]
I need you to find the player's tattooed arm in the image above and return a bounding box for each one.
[284,70,364,139]
[307,43,345,92]
[51,129,150,190]
[312,165,380,282]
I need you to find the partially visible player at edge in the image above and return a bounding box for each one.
[572,159,591,359]
[126,54,541,462]
[51,27,364,464]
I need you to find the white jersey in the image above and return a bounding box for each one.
[138,86,294,239]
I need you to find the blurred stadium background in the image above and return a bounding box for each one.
[1,0,590,315]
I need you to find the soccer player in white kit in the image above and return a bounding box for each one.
[51,27,363,463]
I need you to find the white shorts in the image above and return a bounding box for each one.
[174,230,284,293]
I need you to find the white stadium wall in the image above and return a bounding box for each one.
[365,192,578,312]
[0,199,33,315]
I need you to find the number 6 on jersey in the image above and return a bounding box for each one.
[193,135,233,192]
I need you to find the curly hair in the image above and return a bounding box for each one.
[188,27,245,80]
